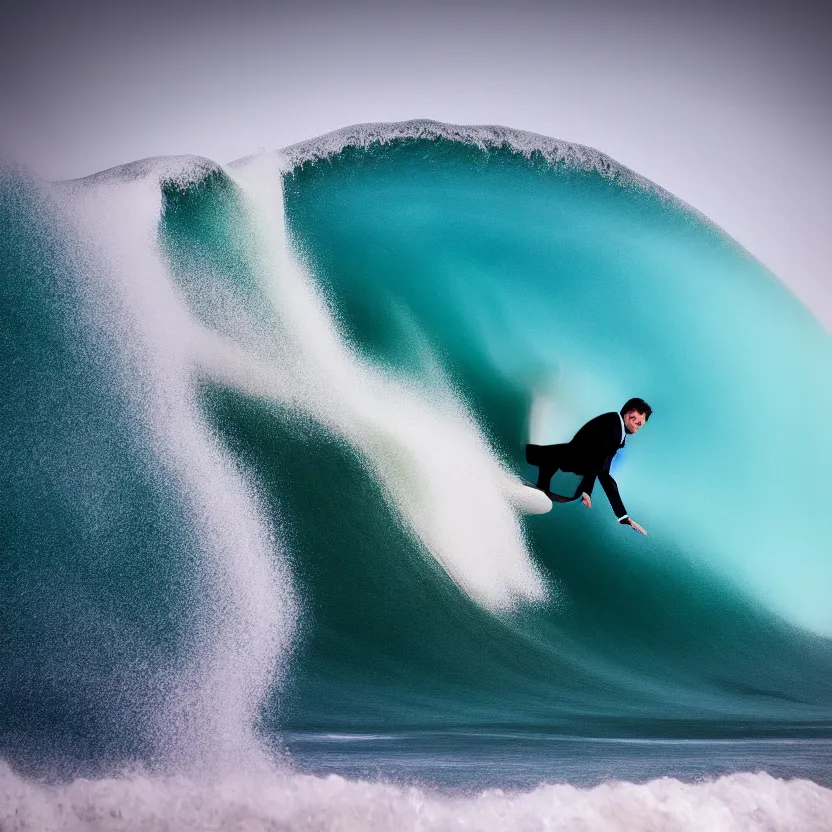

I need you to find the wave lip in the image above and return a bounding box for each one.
[279,118,670,193]
[275,117,756,275]
[66,154,223,188]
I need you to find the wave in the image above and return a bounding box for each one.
[2,121,831,824]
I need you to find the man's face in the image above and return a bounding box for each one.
[623,409,647,434]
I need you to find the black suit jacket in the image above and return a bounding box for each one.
[562,412,628,519]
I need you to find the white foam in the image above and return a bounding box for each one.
[51,171,298,774]
[2,763,831,832]
[40,139,550,788]
[224,152,548,610]
[70,154,222,189]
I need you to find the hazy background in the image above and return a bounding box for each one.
[1,0,829,326]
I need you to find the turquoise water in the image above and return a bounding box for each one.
[2,123,831,829]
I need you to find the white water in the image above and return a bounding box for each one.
[52,168,297,774]
[227,153,547,610]
[67,151,552,612]
[34,148,549,782]
[3,762,831,832]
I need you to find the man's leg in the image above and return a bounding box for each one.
[526,443,569,491]
[577,471,599,506]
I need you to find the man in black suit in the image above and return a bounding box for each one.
[525,398,652,535]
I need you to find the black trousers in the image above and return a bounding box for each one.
[526,443,590,494]
[526,443,627,516]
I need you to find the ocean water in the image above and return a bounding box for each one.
[2,120,831,830]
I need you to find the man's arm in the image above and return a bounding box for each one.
[597,454,637,526]
[597,471,628,521]
[597,471,647,535]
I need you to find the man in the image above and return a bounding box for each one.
[525,398,652,535]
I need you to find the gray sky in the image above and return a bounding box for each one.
[2,0,830,327]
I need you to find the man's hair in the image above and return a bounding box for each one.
[621,398,652,421]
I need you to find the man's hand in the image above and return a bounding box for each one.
[624,518,647,536]
[581,492,592,508]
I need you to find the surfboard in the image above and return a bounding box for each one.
[525,479,583,504]
[503,475,587,514]
[502,477,553,514]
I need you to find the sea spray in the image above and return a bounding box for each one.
[47,165,298,774]
[224,153,548,609]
